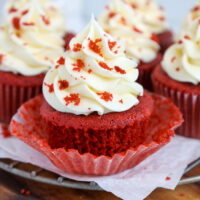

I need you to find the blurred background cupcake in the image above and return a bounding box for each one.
[98,0,169,91]
[0,0,66,124]
[152,0,200,139]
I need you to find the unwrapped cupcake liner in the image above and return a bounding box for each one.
[153,78,200,139]
[10,94,182,175]
[0,83,42,124]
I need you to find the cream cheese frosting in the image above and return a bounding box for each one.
[162,19,200,85]
[43,17,143,116]
[124,0,168,34]
[98,0,160,63]
[0,0,65,76]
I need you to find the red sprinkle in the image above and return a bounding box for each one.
[108,40,117,51]
[88,38,102,56]
[25,191,31,196]
[97,92,113,102]
[41,15,50,25]
[20,189,25,195]
[165,176,171,181]
[99,61,112,71]
[55,65,60,69]
[0,54,4,65]
[73,59,85,72]
[88,107,91,110]
[58,80,69,90]
[12,17,20,30]
[151,33,159,43]
[121,17,126,25]
[114,66,126,74]
[44,83,54,93]
[119,99,123,104]
[57,57,65,65]
[64,93,80,106]
[114,50,118,54]
[1,125,11,138]
[180,193,185,197]
[133,26,143,34]
[192,6,199,12]
[184,35,191,40]
[22,10,29,15]
[9,7,18,13]
[88,69,92,73]
[73,43,82,52]
[159,16,165,21]
[131,3,138,9]
[178,40,183,44]
[176,67,180,72]
[109,12,116,18]
[22,22,35,26]
[171,56,176,63]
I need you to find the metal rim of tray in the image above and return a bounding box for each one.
[0,158,199,191]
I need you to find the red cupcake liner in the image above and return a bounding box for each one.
[0,84,42,124]
[153,77,200,139]
[10,94,182,175]
[138,53,163,91]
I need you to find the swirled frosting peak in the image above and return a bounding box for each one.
[98,0,160,63]
[124,0,168,34]
[43,16,143,116]
[162,18,200,85]
[0,0,65,76]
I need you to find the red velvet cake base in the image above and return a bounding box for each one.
[152,65,200,139]
[40,92,153,157]
[137,53,162,91]
[0,71,44,124]
[157,30,174,53]
[11,94,183,175]
[63,32,75,50]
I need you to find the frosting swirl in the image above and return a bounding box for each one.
[124,0,168,34]
[98,0,160,63]
[162,18,200,85]
[0,0,65,76]
[43,17,143,116]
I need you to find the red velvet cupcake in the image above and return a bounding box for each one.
[11,17,183,175]
[0,0,66,124]
[152,19,200,139]
[98,0,173,91]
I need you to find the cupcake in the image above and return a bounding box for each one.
[0,0,66,124]
[98,0,171,91]
[123,0,173,53]
[11,17,183,175]
[152,4,200,139]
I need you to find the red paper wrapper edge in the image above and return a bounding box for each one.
[0,84,42,124]
[10,95,183,175]
[153,77,200,139]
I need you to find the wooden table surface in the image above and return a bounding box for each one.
[0,164,199,200]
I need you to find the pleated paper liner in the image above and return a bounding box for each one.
[11,94,183,175]
[0,82,42,124]
[153,76,200,139]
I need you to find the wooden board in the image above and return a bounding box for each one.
[0,164,199,200]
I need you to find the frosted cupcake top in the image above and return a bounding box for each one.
[124,0,168,34]
[0,0,65,76]
[98,0,160,63]
[162,2,200,85]
[43,17,143,116]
